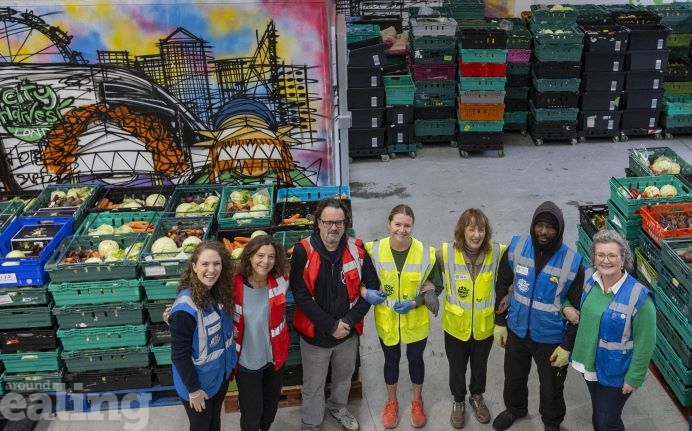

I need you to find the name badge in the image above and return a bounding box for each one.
[516,265,529,276]
[455,273,469,281]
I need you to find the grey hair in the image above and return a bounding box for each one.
[590,229,634,273]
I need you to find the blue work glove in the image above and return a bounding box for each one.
[363,289,386,305]
[393,300,415,314]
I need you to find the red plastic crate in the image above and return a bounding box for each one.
[412,63,456,80]
[458,61,507,77]
[640,202,692,246]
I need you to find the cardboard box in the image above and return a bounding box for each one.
[11,223,63,256]
[32,207,79,218]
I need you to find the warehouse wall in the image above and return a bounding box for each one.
[0,0,337,191]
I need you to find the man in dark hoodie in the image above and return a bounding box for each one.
[491,201,585,431]
[291,198,380,431]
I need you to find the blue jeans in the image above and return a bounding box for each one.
[586,380,632,431]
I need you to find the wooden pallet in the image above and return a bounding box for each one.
[224,378,362,413]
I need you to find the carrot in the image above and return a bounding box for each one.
[234,236,251,244]
[287,246,294,255]
[129,221,153,230]
[246,199,253,208]
[222,238,234,253]
[234,240,245,249]
[282,213,301,224]
[98,198,110,209]
[233,202,245,210]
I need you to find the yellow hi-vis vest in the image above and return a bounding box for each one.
[441,241,506,341]
[366,237,435,346]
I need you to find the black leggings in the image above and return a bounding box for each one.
[235,364,284,431]
[181,378,230,431]
[380,337,427,385]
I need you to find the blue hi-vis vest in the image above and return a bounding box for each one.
[506,235,582,344]
[582,274,650,388]
[171,289,236,400]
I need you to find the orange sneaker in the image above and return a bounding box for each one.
[411,399,426,428]
[382,400,399,429]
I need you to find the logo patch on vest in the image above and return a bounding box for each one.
[383,284,395,296]
[457,286,469,298]
[517,279,530,293]
[549,276,559,284]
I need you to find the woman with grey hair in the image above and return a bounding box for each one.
[570,229,656,431]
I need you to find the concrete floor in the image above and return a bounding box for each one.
[34,134,691,430]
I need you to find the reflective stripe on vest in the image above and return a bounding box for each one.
[370,238,432,309]
[443,242,500,310]
[172,295,225,365]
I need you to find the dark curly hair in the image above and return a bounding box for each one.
[235,235,289,279]
[178,240,234,312]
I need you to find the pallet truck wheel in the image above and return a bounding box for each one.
[459,149,469,158]
[498,149,505,157]
[665,132,674,139]
[578,137,586,143]
[534,138,543,146]
[620,133,628,142]
[409,151,417,158]
[521,130,527,136]
[612,135,620,143]
[389,152,396,159]
[450,140,458,148]
[654,133,663,140]
[380,154,390,162]
[570,138,578,145]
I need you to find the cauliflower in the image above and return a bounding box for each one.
[251,190,271,207]
[651,156,681,175]
[145,194,167,207]
[643,186,661,197]
[89,224,115,236]
[660,184,678,197]
[230,190,251,206]
[151,237,179,259]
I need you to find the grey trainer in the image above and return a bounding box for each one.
[450,401,465,429]
[327,406,360,431]
[470,394,491,424]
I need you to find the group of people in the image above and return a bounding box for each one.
[167,197,656,431]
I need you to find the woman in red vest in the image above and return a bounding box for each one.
[232,235,290,431]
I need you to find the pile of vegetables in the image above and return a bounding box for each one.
[97,193,167,210]
[221,230,268,259]
[650,156,682,175]
[626,184,679,199]
[87,221,154,236]
[48,187,93,208]
[175,194,219,217]
[62,240,144,263]
[148,226,205,260]
[225,189,271,225]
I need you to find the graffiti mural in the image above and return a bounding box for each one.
[0,1,333,190]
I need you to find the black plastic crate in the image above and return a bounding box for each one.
[626,24,672,51]
[579,204,609,238]
[149,322,171,345]
[578,111,623,134]
[613,11,661,27]
[532,60,582,79]
[623,89,665,109]
[350,108,385,128]
[347,87,385,109]
[348,128,385,150]
[348,41,385,67]
[413,106,455,120]
[581,25,629,52]
[459,28,508,49]
[529,90,580,109]
[621,109,662,129]
[506,74,530,87]
[457,131,503,152]
[386,124,414,145]
[665,58,692,82]
[347,66,383,88]
[0,328,57,352]
[90,186,173,213]
[625,70,664,90]
[580,91,622,111]
[581,72,625,92]
[625,50,670,71]
[66,367,153,392]
[154,366,173,386]
[505,97,529,112]
[583,52,626,72]
[386,105,415,124]
[528,115,578,139]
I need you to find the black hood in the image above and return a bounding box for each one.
[530,200,564,254]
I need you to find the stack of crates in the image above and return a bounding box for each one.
[383,74,417,159]
[649,4,692,138]
[345,26,387,161]
[577,23,629,142]
[504,19,533,134]
[445,0,485,23]
[612,7,670,140]
[457,25,507,157]
[410,12,458,147]
[527,7,584,145]
[576,203,608,267]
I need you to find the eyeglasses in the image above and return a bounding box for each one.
[319,219,345,228]
[595,253,621,262]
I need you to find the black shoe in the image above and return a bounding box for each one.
[544,425,560,431]
[492,410,522,431]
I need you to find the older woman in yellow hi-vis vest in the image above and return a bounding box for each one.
[361,204,444,430]
[440,208,507,430]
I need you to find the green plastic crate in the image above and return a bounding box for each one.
[22,184,100,229]
[458,77,506,91]
[635,248,658,289]
[576,239,592,267]
[53,302,146,328]
[531,73,581,92]
[529,100,579,122]
[606,199,641,240]
[664,81,692,94]
[146,300,174,323]
[346,24,381,43]
[273,230,313,259]
[414,79,457,107]
[75,211,161,236]
[48,278,142,306]
[533,42,583,62]
[652,343,692,406]
[628,147,692,177]
[0,286,50,307]
[458,49,507,63]
[217,185,274,229]
[151,344,172,366]
[164,184,223,218]
[605,220,639,249]
[576,224,593,252]
[656,308,692,368]
[0,303,55,329]
[0,200,24,234]
[506,62,531,75]
[667,33,692,47]
[608,175,692,220]
[383,75,416,105]
[503,111,528,124]
[458,121,504,132]
[0,347,63,372]
[142,278,179,300]
[656,328,692,386]
[414,118,456,137]
[662,114,692,127]
[140,216,214,278]
[57,323,148,350]
[660,238,692,299]
[45,233,147,282]
[61,346,151,372]
[4,369,64,393]
[0,373,4,395]
[411,35,457,50]
[531,24,584,44]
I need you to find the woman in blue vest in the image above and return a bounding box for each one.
[169,240,237,431]
[570,229,655,431]
[232,235,290,431]
[362,204,443,429]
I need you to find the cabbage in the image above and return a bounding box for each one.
[197,201,217,214]
[181,236,202,253]
[151,236,179,259]
[660,184,678,197]
[250,203,269,218]
[204,195,219,207]
[50,191,66,202]
[114,224,134,234]
[5,250,25,258]
[98,240,121,258]
[66,187,92,199]
[251,190,271,207]
[251,230,268,238]
[231,248,244,259]
[232,211,254,225]
[84,257,103,263]
[124,242,144,259]
[145,194,167,207]
[230,190,251,205]
[176,202,198,217]
[118,198,143,209]
[89,224,115,236]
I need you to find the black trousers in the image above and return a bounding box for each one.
[444,331,493,402]
[182,378,230,431]
[235,364,284,431]
[502,330,568,428]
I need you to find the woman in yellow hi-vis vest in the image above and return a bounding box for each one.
[362,204,444,430]
[440,208,507,429]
